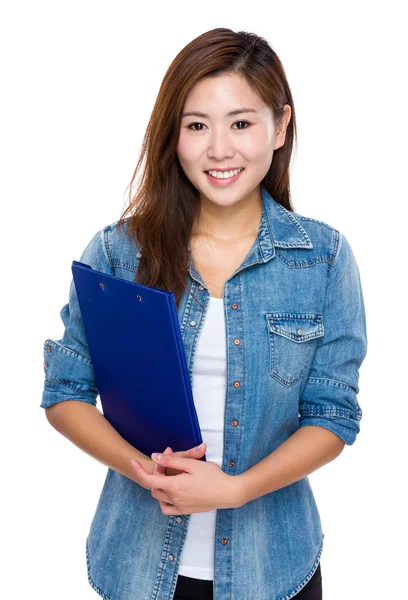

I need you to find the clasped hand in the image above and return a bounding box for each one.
[130,444,241,515]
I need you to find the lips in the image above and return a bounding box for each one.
[204,168,244,173]
[204,167,245,186]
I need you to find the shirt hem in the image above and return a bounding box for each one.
[86,537,115,600]
[85,532,324,600]
[279,533,324,600]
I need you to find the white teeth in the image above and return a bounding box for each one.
[207,167,244,179]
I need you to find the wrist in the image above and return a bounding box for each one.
[230,473,248,508]
[143,458,156,475]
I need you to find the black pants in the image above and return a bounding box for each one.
[173,562,322,599]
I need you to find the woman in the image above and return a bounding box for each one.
[41,28,367,600]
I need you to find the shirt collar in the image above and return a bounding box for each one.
[187,183,313,280]
[258,183,313,261]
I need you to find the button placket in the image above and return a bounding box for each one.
[226,295,243,474]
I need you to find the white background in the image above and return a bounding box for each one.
[2,1,406,598]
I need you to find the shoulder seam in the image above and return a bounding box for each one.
[103,219,120,232]
[328,229,341,274]
[296,215,335,231]
[99,228,114,273]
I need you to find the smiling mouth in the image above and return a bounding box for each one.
[204,167,245,179]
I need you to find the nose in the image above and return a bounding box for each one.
[207,128,234,161]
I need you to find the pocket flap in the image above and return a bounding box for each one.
[266,312,324,343]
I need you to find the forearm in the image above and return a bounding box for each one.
[45,400,155,480]
[237,426,345,505]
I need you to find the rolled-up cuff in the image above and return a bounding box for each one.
[299,377,362,445]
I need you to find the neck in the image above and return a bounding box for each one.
[192,187,262,242]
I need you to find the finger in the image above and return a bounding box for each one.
[185,442,206,457]
[129,459,152,490]
[151,487,173,503]
[133,452,196,488]
[167,442,206,460]
[153,446,173,475]
[131,459,181,489]
[160,501,183,515]
[150,452,197,474]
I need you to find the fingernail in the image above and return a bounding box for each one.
[196,443,204,451]
[151,453,162,461]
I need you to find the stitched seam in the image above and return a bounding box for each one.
[328,228,341,275]
[237,274,245,466]
[300,404,354,419]
[110,259,138,272]
[275,254,331,268]
[280,534,324,600]
[86,538,115,600]
[297,215,335,230]
[305,376,357,393]
[276,203,313,245]
[102,226,114,273]
[43,376,97,394]
[44,339,92,363]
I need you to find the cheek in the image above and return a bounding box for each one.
[177,133,200,166]
[240,130,274,163]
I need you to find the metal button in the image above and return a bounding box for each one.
[296,328,303,336]
[232,420,238,427]
[168,554,175,561]
[233,381,240,388]
[190,321,197,327]
[221,538,228,545]
[44,361,48,368]
[176,517,182,523]
[198,285,204,291]
[232,303,238,309]
[229,460,235,467]
[233,339,241,345]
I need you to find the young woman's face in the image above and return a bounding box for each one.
[177,72,289,208]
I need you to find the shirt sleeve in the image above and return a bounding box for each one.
[298,230,368,445]
[40,227,113,409]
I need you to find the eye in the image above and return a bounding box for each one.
[232,120,250,130]
[187,122,206,131]
[186,120,251,131]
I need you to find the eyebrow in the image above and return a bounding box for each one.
[181,107,258,119]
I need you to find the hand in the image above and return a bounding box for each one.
[130,449,242,514]
[129,443,206,491]
[151,445,206,513]
[156,443,207,477]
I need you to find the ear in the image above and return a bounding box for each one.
[274,104,292,150]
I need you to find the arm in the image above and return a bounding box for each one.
[46,400,156,481]
[236,426,345,506]
[237,230,367,508]
[41,229,156,483]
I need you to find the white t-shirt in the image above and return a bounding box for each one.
[178,295,226,580]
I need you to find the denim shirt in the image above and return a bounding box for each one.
[40,184,367,600]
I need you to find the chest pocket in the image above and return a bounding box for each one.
[265,312,324,387]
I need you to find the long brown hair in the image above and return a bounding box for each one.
[117,28,297,309]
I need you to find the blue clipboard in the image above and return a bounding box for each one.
[71,260,206,461]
